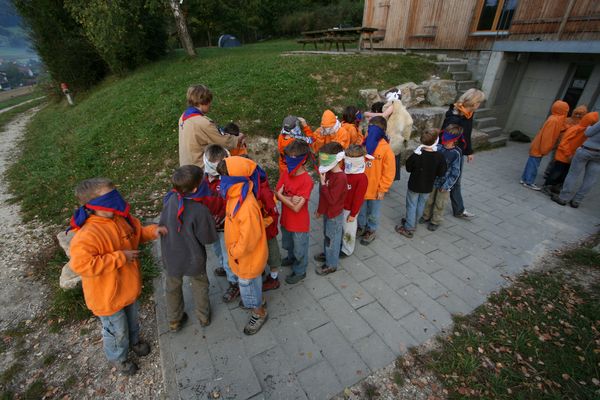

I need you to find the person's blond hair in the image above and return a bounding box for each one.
[186,84,213,106]
[457,88,485,108]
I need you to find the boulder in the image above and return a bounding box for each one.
[380,82,426,108]
[56,230,76,258]
[59,262,81,290]
[246,136,278,172]
[408,106,447,138]
[359,89,382,109]
[424,79,457,106]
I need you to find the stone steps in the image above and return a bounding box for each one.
[489,134,509,148]
[474,116,497,130]
[481,125,504,138]
[435,61,468,73]
[451,70,472,81]
[474,107,494,119]
[457,80,478,91]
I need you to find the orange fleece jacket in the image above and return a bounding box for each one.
[364,139,395,200]
[277,133,296,175]
[223,157,268,280]
[529,101,569,157]
[70,215,158,317]
[342,122,364,146]
[302,124,350,152]
[555,112,599,163]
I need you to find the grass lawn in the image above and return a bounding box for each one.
[6,40,433,226]
[0,87,43,111]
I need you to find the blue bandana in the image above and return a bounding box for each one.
[219,165,265,216]
[284,154,308,175]
[364,125,389,156]
[163,180,215,232]
[68,189,133,232]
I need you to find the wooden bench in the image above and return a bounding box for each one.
[297,38,323,50]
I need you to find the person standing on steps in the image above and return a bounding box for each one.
[440,88,485,219]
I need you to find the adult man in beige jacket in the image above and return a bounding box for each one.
[179,85,244,167]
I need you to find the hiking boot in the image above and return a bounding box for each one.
[285,273,306,284]
[418,216,429,224]
[395,225,414,238]
[197,310,211,327]
[360,230,376,245]
[131,340,150,357]
[222,283,240,303]
[523,183,541,191]
[262,276,280,291]
[313,253,326,262]
[169,312,189,333]
[315,265,337,276]
[112,360,138,376]
[541,186,553,196]
[454,210,475,219]
[243,310,268,335]
[427,223,439,232]
[569,200,580,208]
[551,194,566,206]
[214,267,226,277]
[356,226,366,237]
[238,297,267,310]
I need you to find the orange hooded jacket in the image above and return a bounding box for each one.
[529,101,569,157]
[70,215,158,317]
[342,122,364,146]
[222,157,268,280]
[303,110,350,152]
[555,112,599,163]
[564,105,588,129]
[364,139,395,200]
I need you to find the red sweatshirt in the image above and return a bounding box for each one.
[317,170,347,218]
[204,176,226,230]
[257,175,279,240]
[344,173,368,217]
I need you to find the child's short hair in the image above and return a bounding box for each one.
[284,140,310,157]
[205,144,228,163]
[216,160,229,176]
[421,129,439,146]
[371,102,385,113]
[444,124,463,136]
[319,141,344,155]
[345,144,366,157]
[187,84,213,106]
[172,165,203,194]
[342,106,359,124]
[222,122,240,136]
[369,116,387,131]
[75,178,115,204]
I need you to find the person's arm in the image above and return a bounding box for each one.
[585,121,600,138]
[70,234,128,278]
[405,153,415,173]
[436,155,447,178]
[197,118,238,150]
[193,207,218,245]
[140,222,160,243]
[228,207,262,260]
[364,106,393,120]
[319,173,344,205]
[378,148,395,196]
[276,186,305,213]
[441,153,461,191]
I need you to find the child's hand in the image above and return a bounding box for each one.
[439,188,447,193]
[156,226,168,237]
[314,212,321,219]
[467,154,474,163]
[123,250,140,262]
[297,117,307,127]
[291,195,303,205]
[347,215,356,222]
[319,173,327,185]
[376,192,385,200]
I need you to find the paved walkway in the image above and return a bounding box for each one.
[154,142,600,400]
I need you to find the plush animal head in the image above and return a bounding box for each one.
[385,89,401,103]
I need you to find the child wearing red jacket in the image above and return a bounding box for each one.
[341,145,368,257]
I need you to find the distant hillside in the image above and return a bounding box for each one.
[0,0,36,61]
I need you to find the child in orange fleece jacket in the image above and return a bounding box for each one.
[299,109,351,152]
[69,178,166,375]
[217,156,269,335]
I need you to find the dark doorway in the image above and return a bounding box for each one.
[562,64,593,115]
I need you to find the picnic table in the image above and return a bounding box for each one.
[298,26,383,52]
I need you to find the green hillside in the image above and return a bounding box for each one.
[7,41,433,225]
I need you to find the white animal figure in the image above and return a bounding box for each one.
[383,90,413,155]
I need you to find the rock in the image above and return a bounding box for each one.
[471,129,490,149]
[56,230,76,258]
[59,262,81,290]
[359,89,382,109]
[408,107,447,138]
[246,136,278,172]
[424,79,457,106]
[380,83,426,108]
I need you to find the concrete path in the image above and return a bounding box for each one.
[154,142,600,400]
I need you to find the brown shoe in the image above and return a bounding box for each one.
[262,276,280,291]
[169,312,189,333]
[315,265,337,276]
[395,225,414,238]
[222,283,240,303]
[243,310,268,335]
[360,230,376,245]
[214,267,226,277]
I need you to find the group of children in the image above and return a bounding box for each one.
[68,84,474,375]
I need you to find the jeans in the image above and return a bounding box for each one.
[213,231,237,284]
[281,226,309,276]
[404,189,429,230]
[521,156,542,185]
[165,274,210,323]
[99,301,140,362]
[559,146,600,203]
[323,213,344,269]
[238,275,263,309]
[422,189,450,225]
[341,209,358,256]
[357,199,382,232]
[450,156,465,215]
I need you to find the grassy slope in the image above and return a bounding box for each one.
[7,40,432,225]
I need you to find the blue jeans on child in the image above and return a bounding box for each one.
[521,156,542,185]
[99,301,140,362]
[323,213,344,269]
[357,199,382,232]
[405,189,430,230]
[281,226,309,276]
[238,275,263,309]
[213,231,237,284]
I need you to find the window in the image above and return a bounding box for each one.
[476,0,518,31]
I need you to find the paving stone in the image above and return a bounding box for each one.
[319,292,373,342]
[283,284,330,331]
[353,333,396,372]
[250,346,308,400]
[204,295,241,345]
[271,314,322,372]
[427,249,478,281]
[399,311,441,342]
[353,241,377,261]
[369,239,409,266]
[170,325,214,389]
[309,322,370,387]
[303,274,338,299]
[431,270,486,308]
[435,291,475,316]
[342,257,376,283]
[453,238,503,267]
[397,263,448,299]
[296,360,343,400]
[409,236,439,255]
[361,275,414,319]
[366,255,407,290]
[328,269,375,309]
[397,284,453,329]
[358,301,417,355]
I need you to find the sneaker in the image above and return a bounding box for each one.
[427,223,439,231]
[454,210,475,219]
[395,225,414,238]
[357,226,366,237]
[569,200,580,208]
[285,273,306,284]
[214,267,226,277]
[313,253,326,262]
[243,310,268,335]
[418,216,429,224]
[360,230,376,245]
[551,194,566,206]
[281,257,295,267]
[239,298,267,310]
[315,265,337,276]
[169,312,189,333]
[112,360,138,376]
[222,283,240,303]
[262,276,280,291]
[131,340,150,357]
[523,183,541,191]
[519,180,524,184]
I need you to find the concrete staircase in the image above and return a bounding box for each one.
[435,60,507,148]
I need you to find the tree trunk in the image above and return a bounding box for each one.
[168,0,196,56]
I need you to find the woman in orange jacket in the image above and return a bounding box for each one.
[217,156,269,335]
